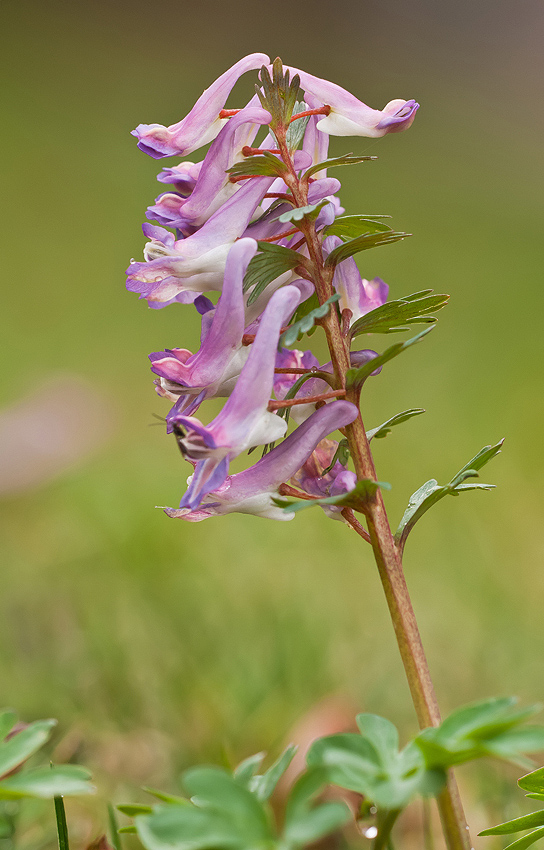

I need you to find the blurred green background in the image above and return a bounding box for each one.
[1,0,543,843]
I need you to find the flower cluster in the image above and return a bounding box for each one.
[127,55,418,521]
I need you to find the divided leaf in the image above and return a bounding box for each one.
[324,230,409,269]
[307,714,445,810]
[367,409,425,441]
[324,215,393,240]
[278,201,327,224]
[227,152,288,181]
[395,440,504,552]
[303,154,376,181]
[279,294,340,348]
[273,479,391,515]
[350,291,449,338]
[346,327,434,391]
[0,718,57,778]
[243,242,307,305]
[248,745,297,801]
[416,697,544,770]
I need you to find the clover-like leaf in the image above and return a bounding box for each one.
[307,716,445,811]
[283,767,350,847]
[416,698,544,770]
[0,718,57,779]
[350,291,449,338]
[395,440,504,553]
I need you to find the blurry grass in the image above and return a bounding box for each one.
[1,4,544,846]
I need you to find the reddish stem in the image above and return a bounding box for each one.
[268,390,346,411]
[260,227,300,243]
[290,106,332,122]
[242,146,282,156]
[218,109,241,118]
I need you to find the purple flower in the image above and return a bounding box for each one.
[290,438,357,521]
[323,236,389,324]
[149,239,257,419]
[126,175,275,304]
[172,285,303,509]
[157,161,202,195]
[286,66,419,138]
[132,53,270,158]
[163,401,358,521]
[147,105,272,231]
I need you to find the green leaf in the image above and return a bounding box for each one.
[284,801,350,845]
[307,728,443,810]
[243,242,305,305]
[143,787,189,805]
[227,151,287,181]
[303,154,376,181]
[108,803,122,850]
[346,327,434,391]
[117,827,137,835]
[325,215,393,240]
[233,752,266,786]
[324,230,410,269]
[0,765,94,799]
[249,744,297,801]
[256,59,301,131]
[273,478,390,515]
[0,713,17,742]
[182,766,272,842]
[480,811,544,836]
[135,806,241,850]
[520,769,544,794]
[321,438,350,475]
[502,828,544,850]
[278,201,327,224]
[415,698,543,770]
[367,409,425,441]
[117,804,155,817]
[54,795,70,850]
[350,291,449,337]
[0,719,57,778]
[279,294,340,348]
[395,440,504,550]
[286,102,310,151]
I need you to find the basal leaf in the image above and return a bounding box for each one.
[283,801,350,845]
[249,744,297,801]
[0,719,57,778]
[480,812,544,836]
[520,769,544,794]
[0,765,94,799]
[233,753,266,786]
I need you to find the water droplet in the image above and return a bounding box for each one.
[364,826,378,839]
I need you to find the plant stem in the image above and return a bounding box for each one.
[275,127,472,850]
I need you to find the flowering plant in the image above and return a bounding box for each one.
[117,55,544,850]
